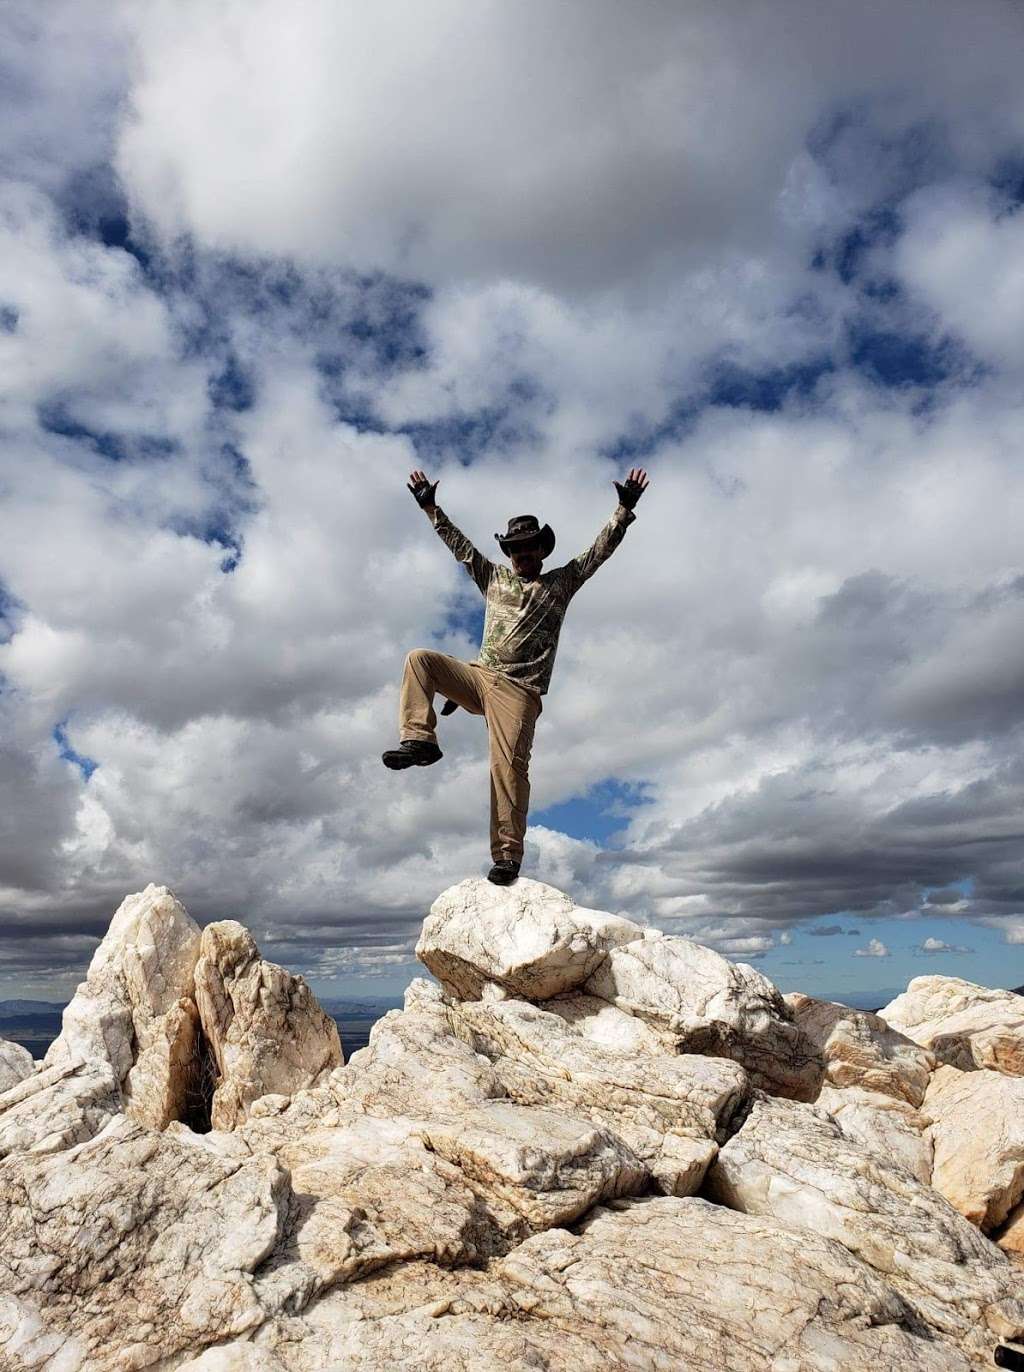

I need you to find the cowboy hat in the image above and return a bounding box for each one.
[495,514,556,558]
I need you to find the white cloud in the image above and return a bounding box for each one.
[116,0,1024,294]
[981,918,1024,946]
[894,184,1024,369]
[3,0,1024,994]
[854,938,890,958]
[918,936,973,954]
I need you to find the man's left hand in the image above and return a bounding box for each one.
[614,467,650,510]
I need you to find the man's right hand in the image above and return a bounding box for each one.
[408,469,438,510]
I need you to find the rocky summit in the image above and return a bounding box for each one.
[2,880,1024,1371]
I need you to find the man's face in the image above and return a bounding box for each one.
[510,541,543,580]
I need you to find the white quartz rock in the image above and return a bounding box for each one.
[446,995,746,1195]
[43,884,203,1130]
[879,976,1024,1076]
[816,1083,934,1183]
[334,1196,973,1371]
[0,1060,120,1161]
[786,992,935,1106]
[0,1039,34,1094]
[586,932,824,1100]
[193,920,343,1130]
[925,1064,1024,1231]
[0,1113,292,1370]
[415,876,643,1001]
[417,1101,647,1230]
[706,1092,1024,1367]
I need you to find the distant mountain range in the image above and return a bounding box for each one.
[0,996,403,1060]
[0,1000,66,1015]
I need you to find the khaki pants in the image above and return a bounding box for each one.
[399,648,543,864]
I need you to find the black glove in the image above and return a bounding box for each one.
[408,477,438,509]
[613,477,644,510]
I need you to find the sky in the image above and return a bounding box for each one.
[1,0,1024,1007]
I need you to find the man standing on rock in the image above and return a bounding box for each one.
[383,465,649,886]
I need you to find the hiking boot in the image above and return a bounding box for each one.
[487,858,521,885]
[381,739,443,770]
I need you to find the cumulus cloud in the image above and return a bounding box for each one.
[115,0,1024,296]
[854,938,890,959]
[917,936,973,955]
[2,0,1024,997]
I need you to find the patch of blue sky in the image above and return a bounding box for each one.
[0,304,18,333]
[37,400,178,464]
[57,163,154,275]
[533,777,656,847]
[431,600,485,647]
[845,322,978,390]
[160,444,259,572]
[762,910,1019,1007]
[0,580,24,644]
[991,155,1024,207]
[600,352,834,464]
[207,352,256,413]
[53,721,97,781]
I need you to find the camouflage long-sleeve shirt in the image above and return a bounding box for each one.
[426,502,637,695]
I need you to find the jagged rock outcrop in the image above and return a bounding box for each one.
[783,994,936,1182]
[15,887,342,1144]
[416,876,643,1000]
[925,1064,1024,1233]
[3,876,1024,1371]
[43,885,203,1130]
[193,921,343,1129]
[585,928,824,1099]
[0,1039,34,1094]
[879,977,1024,1076]
[786,992,935,1105]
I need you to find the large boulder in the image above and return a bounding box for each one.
[879,976,1024,1076]
[585,930,824,1100]
[0,1039,34,1094]
[415,877,643,1001]
[43,885,202,1130]
[786,993,935,1105]
[332,1196,972,1371]
[444,993,747,1195]
[925,1064,1024,1232]
[705,1092,1024,1367]
[193,921,343,1130]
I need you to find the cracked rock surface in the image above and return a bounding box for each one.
[2,878,1023,1371]
[586,927,824,1099]
[925,1064,1024,1232]
[879,976,1024,1076]
[194,920,343,1129]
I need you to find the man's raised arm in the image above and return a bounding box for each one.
[563,466,649,596]
[407,468,494,597]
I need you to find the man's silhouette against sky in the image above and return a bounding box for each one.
[383,466,650,885]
